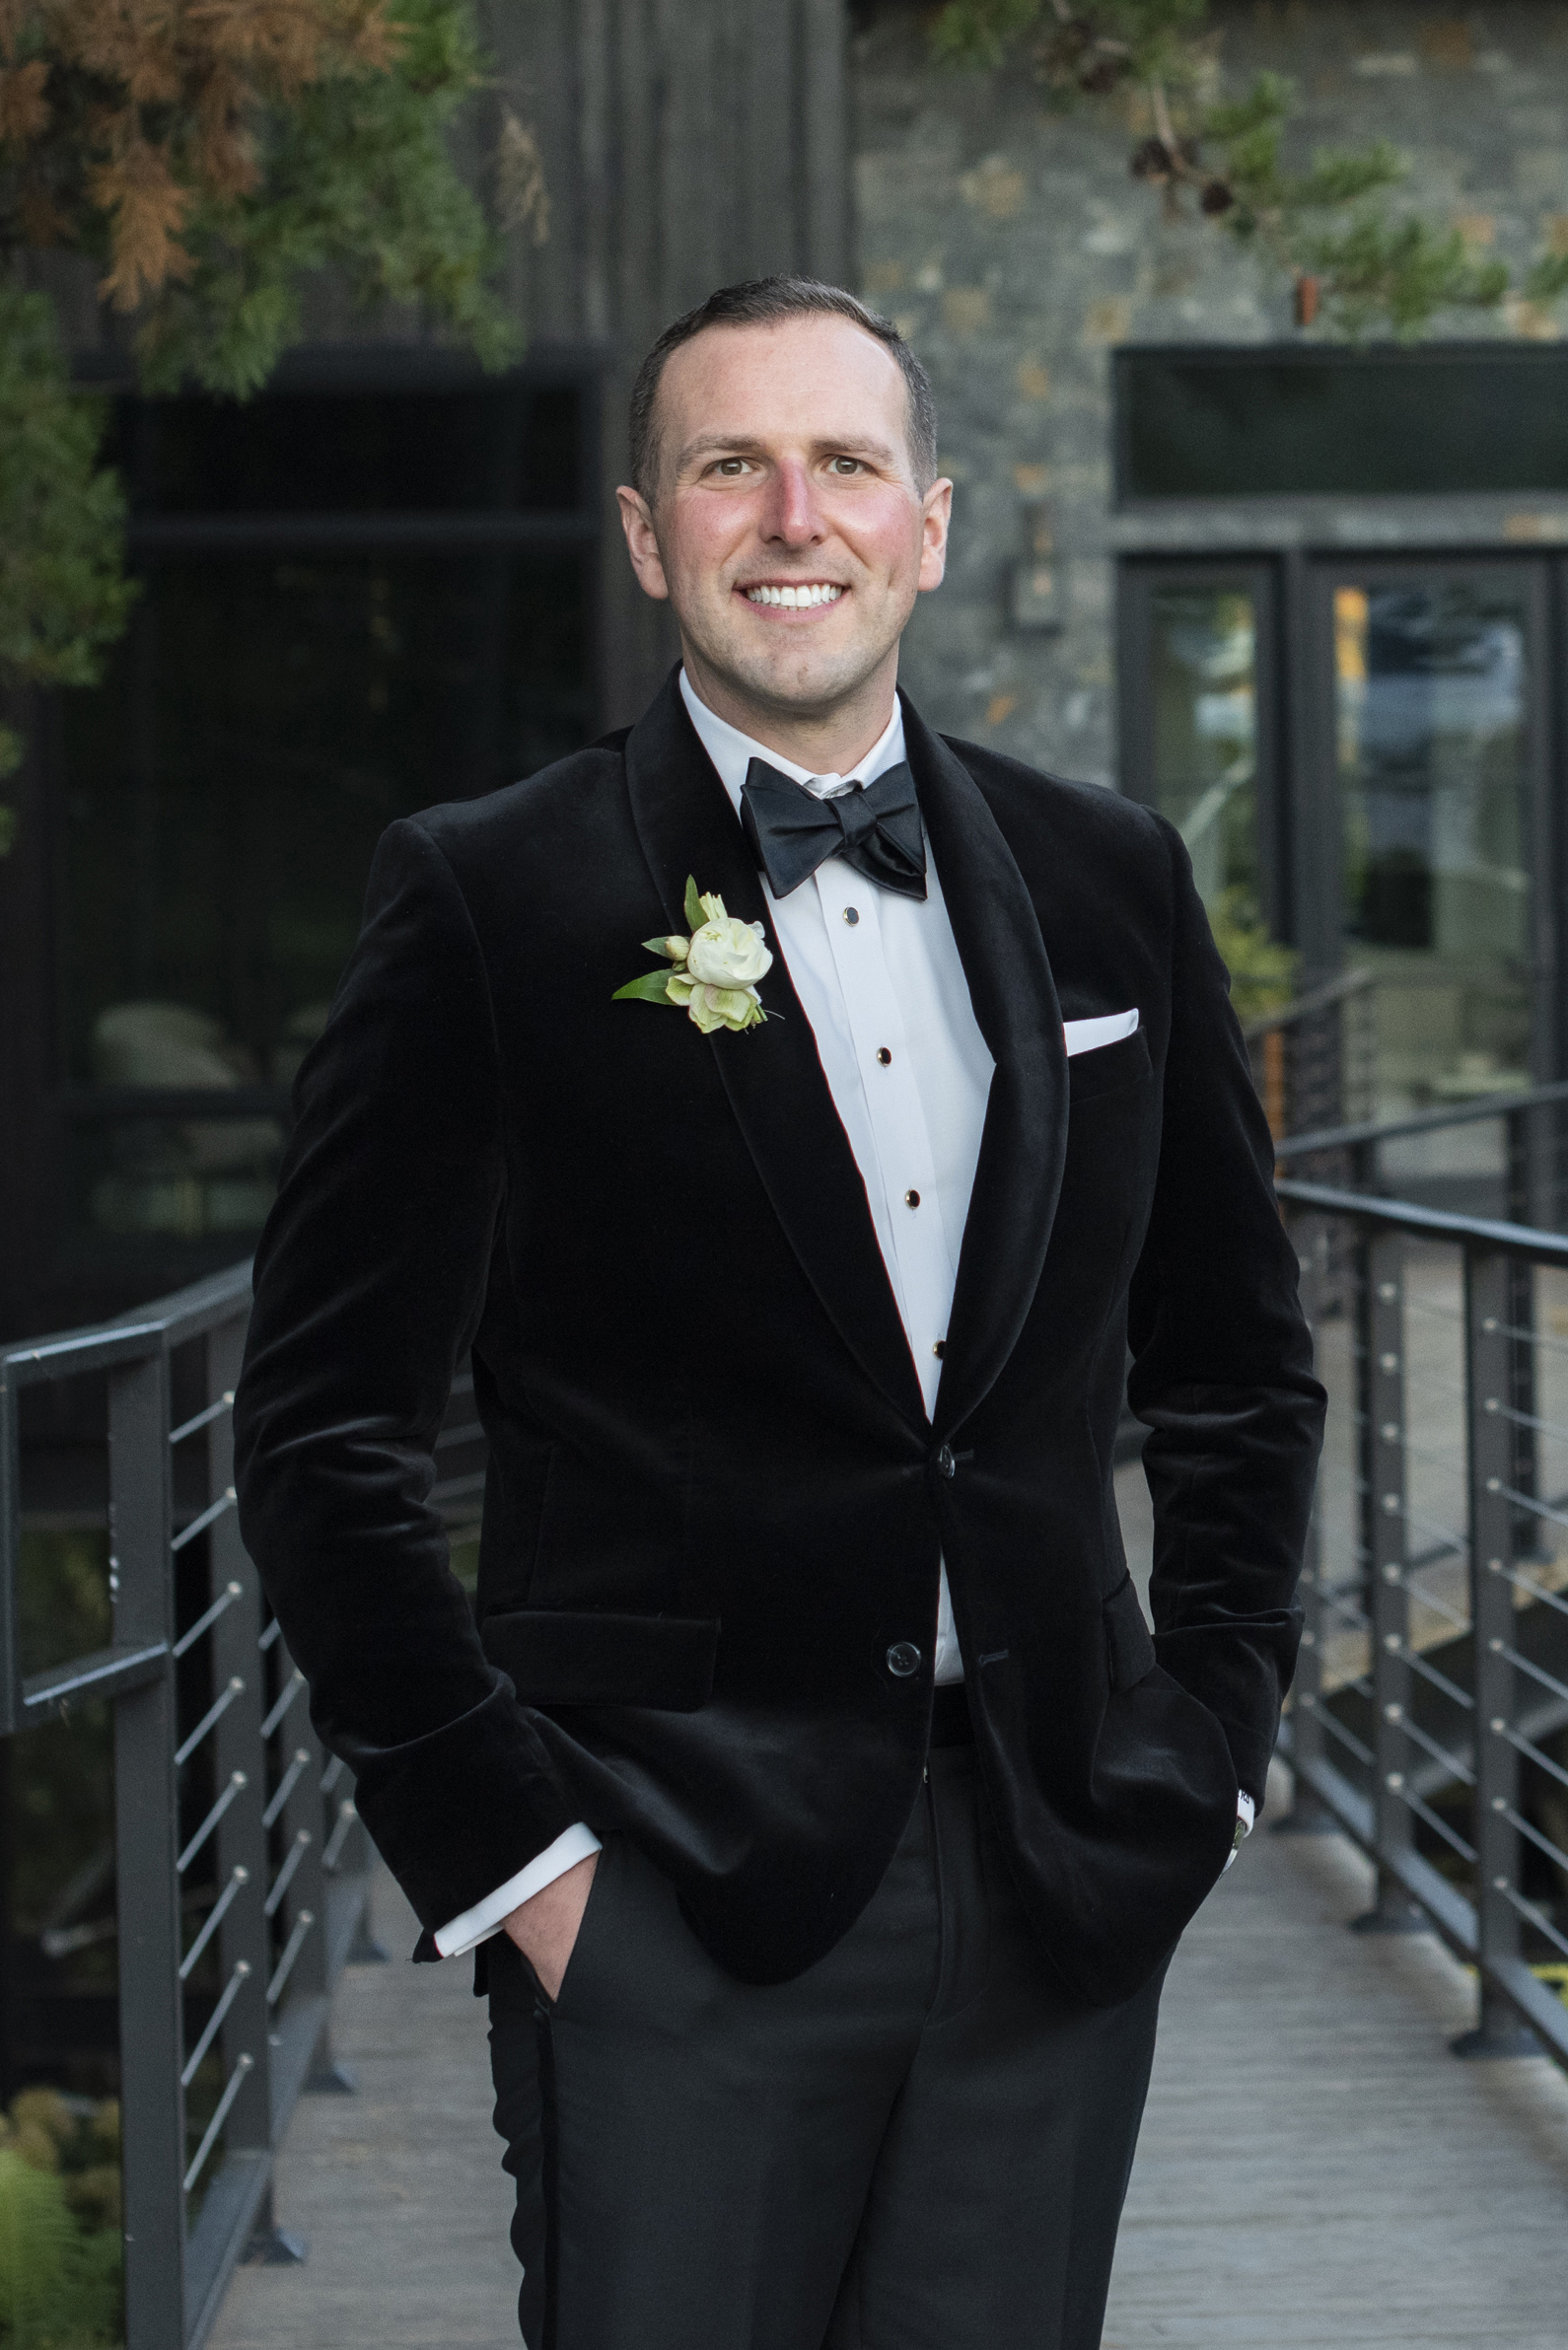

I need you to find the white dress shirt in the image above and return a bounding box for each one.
[434,674,1245,1958]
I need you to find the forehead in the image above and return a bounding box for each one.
[657,314,910,461]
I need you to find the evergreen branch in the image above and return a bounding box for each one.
[930,0,1568,340]
[0,0,534,774]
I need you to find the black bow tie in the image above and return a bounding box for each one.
[739,758,927,902]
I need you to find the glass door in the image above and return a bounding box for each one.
[1116,562,1286,989]
[1325,564,1549,1124]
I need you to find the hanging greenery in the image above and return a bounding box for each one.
[930,0,1568,337]
[0,0,536,850]
[0,2093,123,2348]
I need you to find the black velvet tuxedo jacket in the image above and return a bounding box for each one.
[234,670,1325,2007]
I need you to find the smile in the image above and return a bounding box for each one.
[742,583,845,609]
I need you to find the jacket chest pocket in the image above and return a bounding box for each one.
[1067,1027,1152,1107]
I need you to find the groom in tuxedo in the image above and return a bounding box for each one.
[235,276,1324,2349]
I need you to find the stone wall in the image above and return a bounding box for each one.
[849,0,1568,785]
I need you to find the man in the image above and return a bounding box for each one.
[235,276,1324,2349]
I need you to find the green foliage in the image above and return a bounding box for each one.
[1209,887,1297,1021]
[931,0,1568,340]
[0,284,133,685]
[1293,216,1509,340]
[931,0,1044,71]
[0,2116,122,2349]
[134,0,519,398]
[0,284,131,852]
[0,0,524,776]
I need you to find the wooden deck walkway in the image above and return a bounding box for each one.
[207,1783,1568,2350]
[210,1466,1568,2349]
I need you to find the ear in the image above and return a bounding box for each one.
[917,477,954,596]
[617,486,670,603]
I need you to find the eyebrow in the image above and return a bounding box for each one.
[673,431,903,473]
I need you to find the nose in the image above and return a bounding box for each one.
[760,457,822,548]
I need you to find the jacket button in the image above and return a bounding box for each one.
[886,1641,921,1678]
[936,1443,956,1477]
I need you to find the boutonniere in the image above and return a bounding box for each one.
[613,877,776,1035]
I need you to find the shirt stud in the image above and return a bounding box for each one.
[842,905,860,926]
[904,1189,920,1208]
[876,1047,891,1066]
[933,1340,946,1358]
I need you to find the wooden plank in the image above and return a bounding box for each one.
[205,1872,516,2350]
[1104,1784,1568,2348]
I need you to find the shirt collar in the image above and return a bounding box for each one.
[678,667,906,813]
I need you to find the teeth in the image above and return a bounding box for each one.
[745,584,843,608]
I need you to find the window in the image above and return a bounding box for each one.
[51,358,597,1266]
[1116,345,1568,502]
[1332,571,1538,1115]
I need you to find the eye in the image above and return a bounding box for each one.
[710,458,750,477]
[827,457,864,475]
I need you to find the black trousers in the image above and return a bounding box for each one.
[487,1745,1165,2350]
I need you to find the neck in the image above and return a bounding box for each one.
[679,644,898,776]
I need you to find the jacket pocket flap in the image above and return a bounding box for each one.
[482,1607,720,1712]
[1103,1576,1157,1690]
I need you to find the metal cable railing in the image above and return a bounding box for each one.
[1278,1174,1568,2066]
[0,1264,385,2350]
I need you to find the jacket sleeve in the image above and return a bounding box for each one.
[1126,817,1327,1806]
[233,818,577,1935]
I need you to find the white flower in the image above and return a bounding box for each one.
[666,971,763,1033]
[685,913,772,990]
[612,876,775,1034]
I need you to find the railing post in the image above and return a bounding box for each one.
[1278,1212,1336,1833]
[259,1616,335,2101]
[108,1346,188,2350]
[1354,1233,1425,1932]
[206,1313,274,2167]
[1457,1246,1537,2056]
[1503,1106,1540,1541]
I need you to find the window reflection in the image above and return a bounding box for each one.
[1149,586,1259,914]
[61,544,590,1246]
[1336,580,1533,1118]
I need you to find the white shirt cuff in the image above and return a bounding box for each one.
[432,1820,603,1958]
[1223,1790,1256,1873]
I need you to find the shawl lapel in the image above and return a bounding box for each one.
[621,673,929,1435]
[899,696,1070,1440]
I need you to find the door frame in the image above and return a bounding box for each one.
[1117,547,1566,1090]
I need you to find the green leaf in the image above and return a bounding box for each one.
[1524,252,1568,305]
[611,970,677,1006]
[683,876,705,933]
[642,935,685,959]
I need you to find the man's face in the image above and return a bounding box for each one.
[617,315,951,723]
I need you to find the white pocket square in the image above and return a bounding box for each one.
[1063,1008,1139,1058]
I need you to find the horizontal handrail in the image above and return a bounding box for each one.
[1242,964,1376,1042]
[2,1261,254,1389]
[1276,1078,1568,1164]
[1276,1178,1568,1263]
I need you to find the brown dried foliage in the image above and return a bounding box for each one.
[0,0,406,305]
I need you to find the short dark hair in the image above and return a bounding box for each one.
[627,275,939,502]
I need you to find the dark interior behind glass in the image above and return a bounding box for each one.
[51,369,595,1266]
[1118,347,1568,501]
